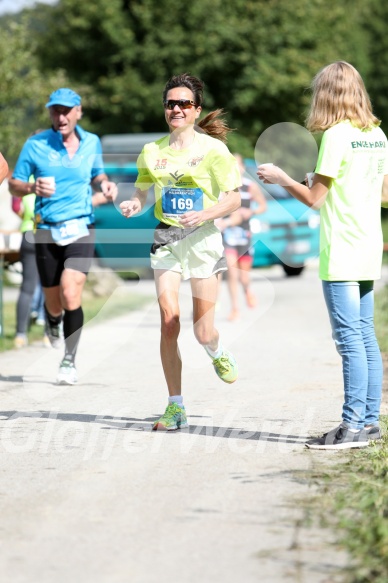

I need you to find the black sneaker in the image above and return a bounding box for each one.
[365,426,382,441]
[44,317,63,348]
[305,425,369,450]
[44,305,63,348]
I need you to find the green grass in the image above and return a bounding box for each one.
[382,216,388,265]
[332,428,388,583]
[375,284,388,352]
[382,216,388,242]
[304,420,388,583]
[381,214,388,243]
[299,284,388,582]
[0,288,153,352]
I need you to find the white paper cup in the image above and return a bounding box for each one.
[43,176,56,188]
[306,172,315,188]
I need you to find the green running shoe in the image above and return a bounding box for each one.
[152,403,189,431]
[212,349,238,384]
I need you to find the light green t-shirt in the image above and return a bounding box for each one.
[135,131,241,227]
[315,121,388,281]
[20,193,36,233]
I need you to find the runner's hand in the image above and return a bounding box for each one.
[120,199,141,218]
[33,177,55,198]
[180,211,205,228]
[101,180,118,201]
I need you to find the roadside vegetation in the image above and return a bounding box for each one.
[302,281,388,583]
[0,278,153,352]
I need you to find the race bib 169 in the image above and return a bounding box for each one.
[162,187,203,218]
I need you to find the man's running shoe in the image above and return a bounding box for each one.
[45,319,63,349]
[305,425,369,450]
[212,349,238,384]
[56,359,78,385]
[365,426,382,441]
[42,334,51,348]
[152,403,188,431]
[14,335,28,349]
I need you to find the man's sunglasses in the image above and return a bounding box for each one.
[163,99,197,110]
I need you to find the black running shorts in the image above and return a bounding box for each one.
[35,226,95,288]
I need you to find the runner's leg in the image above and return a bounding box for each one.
[60,268,87,362]
[191,274,219,349]
[44,286,62,317]
[238,254,256,307]
[154,269,182,396]
[16,232,39,336]
[225,249,240,320]
[192,274,238,383]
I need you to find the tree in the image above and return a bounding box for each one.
[361,0,388,136]
[30,0,372,153]
[0,16,70,164]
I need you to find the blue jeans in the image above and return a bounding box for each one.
[322,281,382,429]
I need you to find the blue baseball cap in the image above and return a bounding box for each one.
[45,88,81,108]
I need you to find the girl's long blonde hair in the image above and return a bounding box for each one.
[306,61,380,132]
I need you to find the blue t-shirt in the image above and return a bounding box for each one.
[12,126,105,227]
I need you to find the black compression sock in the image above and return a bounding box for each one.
[63,307,84,361]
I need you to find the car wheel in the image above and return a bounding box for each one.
[282,264,305,277]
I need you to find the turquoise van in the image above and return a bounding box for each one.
[244,159,320,275]
[94,135,320,275]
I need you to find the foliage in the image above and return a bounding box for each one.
[31,0,370,154]
[304,418,388,583]
[0,0,385,162]
[361,0,388,137]
[0,16,69,164]
[0,287,152,352]
[300,282,388,582]
[375,282,388,352]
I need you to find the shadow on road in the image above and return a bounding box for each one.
[0,410,310,444]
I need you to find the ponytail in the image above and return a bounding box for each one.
[197,109,233,143]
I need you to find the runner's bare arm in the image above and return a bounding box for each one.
[92,173,118,202]
[9,176,58,198]
[217,210,244,231]
[180,188,241,228]
[119,188,149,218]
[230,181,267,225]
[249,181,267,214]
[0,152,8,185]
[9,178,33,196]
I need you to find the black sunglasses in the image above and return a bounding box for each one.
[163,99,197,110]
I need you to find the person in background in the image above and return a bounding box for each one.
[217,153,267,320]
[30,282,46,326]
[9,88,117,384]
[0,152,8,185]
[120,73,241,431]
[11,189,50,348]
[258,61,388,450]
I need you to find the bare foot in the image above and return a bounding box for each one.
[245,290,257,308]
[227,310,240,321]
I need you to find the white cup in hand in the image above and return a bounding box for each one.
[306,172,315,188]
[39,177,56,193]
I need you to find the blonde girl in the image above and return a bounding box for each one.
[258,61,388,450]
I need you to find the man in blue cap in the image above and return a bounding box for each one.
[9,88,118,385]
